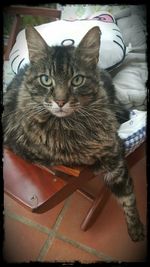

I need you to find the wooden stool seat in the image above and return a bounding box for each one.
[4,149,66,210]
[4,148,110,231]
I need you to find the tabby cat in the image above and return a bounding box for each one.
[3,26,145,241]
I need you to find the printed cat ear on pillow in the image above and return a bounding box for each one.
[9,12,127,74]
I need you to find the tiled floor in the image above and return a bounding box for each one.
[3,145,147,263]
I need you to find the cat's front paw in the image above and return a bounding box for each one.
[128,222,145,242]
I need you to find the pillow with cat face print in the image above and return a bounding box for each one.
[9,11,127,75]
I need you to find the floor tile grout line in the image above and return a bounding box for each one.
[4,206,117,262]
[36,195,73,261]
[4,193,73,236]
[3,194,73,262]
[36,232,56,262]
[4,209,51,235]
[4,198,117,262]
[45,193,117,262]
[55,232,116,263]
[52,195,73,232]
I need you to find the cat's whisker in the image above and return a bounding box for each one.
[91,108,129,121]
[76,110,99,130]
[77,108,108,131]
[78,107,100,122]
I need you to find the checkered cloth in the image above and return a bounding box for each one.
[118,110,146,156]
[124,126,146,155]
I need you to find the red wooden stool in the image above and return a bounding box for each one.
[4,148,110,231]
[4,143,145,231]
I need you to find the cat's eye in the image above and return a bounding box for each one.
[71,75,85,87]
[39,75,53,87]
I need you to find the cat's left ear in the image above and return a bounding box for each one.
[25,26,48,62]
[76,26,101,67]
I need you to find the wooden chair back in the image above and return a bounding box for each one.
[3,5,61,60]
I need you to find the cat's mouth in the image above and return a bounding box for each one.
[53,108,71,117]
[43,101,74,117]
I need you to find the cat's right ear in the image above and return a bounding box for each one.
[25,26,48,62]
[76,26,101,67]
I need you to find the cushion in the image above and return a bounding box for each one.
[9,11,127,74]
[110,6,147,111]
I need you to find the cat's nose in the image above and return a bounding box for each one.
[55,100,66,107]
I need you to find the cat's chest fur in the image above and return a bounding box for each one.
[16,113,117,167]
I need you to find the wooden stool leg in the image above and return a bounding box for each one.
[33,167,95,213]
[81,185,111,231]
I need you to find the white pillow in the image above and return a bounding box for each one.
[9,11,127,74]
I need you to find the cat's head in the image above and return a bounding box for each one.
[23,26,101,118]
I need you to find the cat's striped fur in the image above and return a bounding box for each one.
[3,26,144,241]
